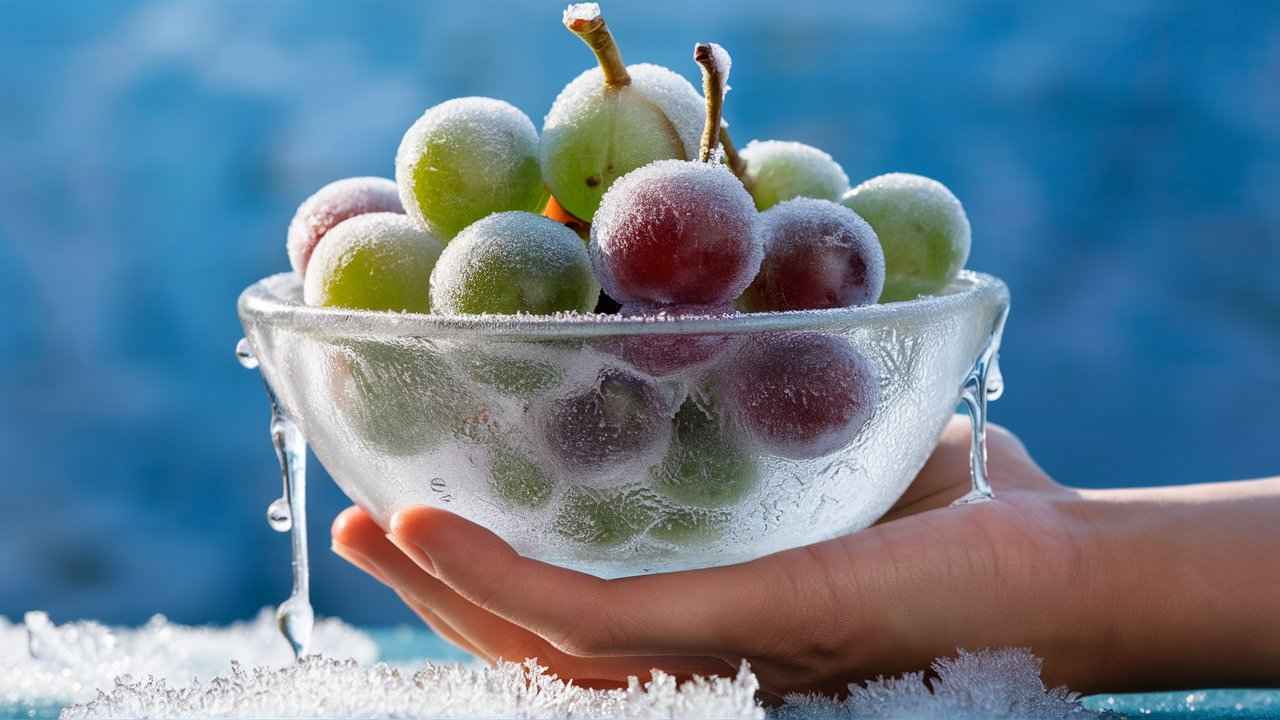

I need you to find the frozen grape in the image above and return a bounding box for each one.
[541,6,705,221]
[328,339,472,457]
[740,140,849,210]
[651,397,758,508]
[538,366,671,472]
[841,173,971,302]
[396,97,546,240]
[488,443,553,509]
[725,333,879,460]
[601,302,735,377]
[454,344,564,400]
[303,213,443,313]
[429,212,599,316]
[739,197,885,312]
[553,485,659,546]
[590,159,761,305]
[648,507,730,545]
[286,177,403,276]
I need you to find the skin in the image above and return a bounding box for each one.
[332,417,1280,696]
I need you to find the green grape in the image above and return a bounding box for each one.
[841,173,971,302]
[553,486,660,547]
[651,397,759,509]
[459,346,564,400]
[541,7,704,221]
[329,338,467,457]
[489,443,553,509]
[740,140,850,211]
[648,507,730,546]
[396,97,546,240]
[429,212,599,316]
[303,213,443,313]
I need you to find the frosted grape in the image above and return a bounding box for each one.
[396,97,546,240]
[456,345,564,399]
[600,302,735,376]
[740,140,850,210]
[725,333,879,460]
[590,159,761,305]
[841,172,971,302]
[538,366,671,472]
[648,506,730,545]
[286,177,403,276]
[651,397,758,508]
[739,197,885,312]
[488,443,553,508]
[303,213,443,312]
[429,212,599,316]
[553,485,659,546]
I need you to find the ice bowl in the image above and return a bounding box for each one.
[237,271,1008,578]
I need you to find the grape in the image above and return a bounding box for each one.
[429,212,599,316]
[590,159,761,305]
[542,6,705,221]
[303,213,443,313]
[739,197,885,312]
[396,97,546,240]
[488,443,553,509]
[286,177,403,276]
[651,397,758,508]
[538,366,671,472]
[740,140,850,211]
[725,333,880,460]
[457,346,564,400]
[329,338,473,457]
[841,173,971,302]
[553,486,660,547]
[600,302,735,377]
[648,507,730,545]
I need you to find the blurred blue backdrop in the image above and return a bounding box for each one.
[1,0,1277,627]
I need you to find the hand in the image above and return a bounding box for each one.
[332,416,1280,696]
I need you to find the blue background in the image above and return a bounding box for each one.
[1,0,1277,627]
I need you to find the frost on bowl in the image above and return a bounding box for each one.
[238,271,1008,578]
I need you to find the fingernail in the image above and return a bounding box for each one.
[386,532,437,577]
[332,542,390,585]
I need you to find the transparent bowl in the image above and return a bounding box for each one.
[237,271,1009,578]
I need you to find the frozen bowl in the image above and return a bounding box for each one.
[237,271,1008,578]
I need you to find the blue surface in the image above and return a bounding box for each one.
[1,0,1278,635]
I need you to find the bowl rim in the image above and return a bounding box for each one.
[239,270,1009,339]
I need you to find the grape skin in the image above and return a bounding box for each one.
[303,213,443,313]
[286,177,403,276]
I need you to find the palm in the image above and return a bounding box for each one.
[332,417,1091,696]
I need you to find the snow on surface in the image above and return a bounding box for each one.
[2,612,1102,719]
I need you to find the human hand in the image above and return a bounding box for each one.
[332,416,1280,695]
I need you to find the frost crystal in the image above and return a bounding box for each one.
[562,3,601,25]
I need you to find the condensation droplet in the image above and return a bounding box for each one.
[235,338,259,369]
[266,497,292,532]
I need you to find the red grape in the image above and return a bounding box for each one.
[287,177,403,276]
[538,367,671,472]
[725,333,879,459]
[590,160,761,305]
[740,198,884,312]
[600,302,736,377]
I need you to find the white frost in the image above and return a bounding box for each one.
[562,3,601,25]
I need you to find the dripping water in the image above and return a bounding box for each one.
[236,337,313,659]
[953,307,1009,506]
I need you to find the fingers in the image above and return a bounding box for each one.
[334,507,730,680]
[389,505,831,659]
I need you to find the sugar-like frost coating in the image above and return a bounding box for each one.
[430,211,599,316]
[604,302,737,376]
[740,140,850,210]
[302,213,443,313]
[541,64,706,220]
[562,2,601,24]
[741,197,885,311]
[591,159,762,305]
[286,177,403,276]
[396,97,545,240]
[842,172,971,302]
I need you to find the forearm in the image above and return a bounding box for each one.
[1078,477,1280,689]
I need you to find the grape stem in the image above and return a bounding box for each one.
[694,43,725,162]
[565,7,631,88]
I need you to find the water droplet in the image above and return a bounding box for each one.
[235,338,259,369]
[985,353,1004,400]
[266,498,292,532]
[276,596,314,658]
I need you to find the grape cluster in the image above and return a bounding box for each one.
[278,3,978,548]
